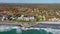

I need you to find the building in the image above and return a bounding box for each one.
[49,17,60,22]
[0,10,12,21]
[17,15,35,21]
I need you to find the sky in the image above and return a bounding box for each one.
[0,0,60,3]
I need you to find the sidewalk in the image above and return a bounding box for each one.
[36,21,60,24]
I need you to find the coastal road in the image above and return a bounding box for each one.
[33,23,60,29]
[0,22,60,29]
[0,22,22,27]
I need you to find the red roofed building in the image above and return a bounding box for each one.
[0,10,13,21]
[0,10,13,16]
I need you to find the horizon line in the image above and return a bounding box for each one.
[0,3,60,4]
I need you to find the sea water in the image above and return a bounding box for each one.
[0,25,60,34]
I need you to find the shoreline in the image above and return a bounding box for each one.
[0,21,60,27]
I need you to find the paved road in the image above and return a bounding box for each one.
[0,22,60,29]
[0,22,22,27]
[33,23,60,29]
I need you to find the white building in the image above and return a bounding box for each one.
[17,15,35,21]
[23,17,30,21]
[1,15,9,21]
[49,17,60,22]
[23,16,35,21]
[17,15,24,20]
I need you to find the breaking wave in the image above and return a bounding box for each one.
[0,25,60,34]
[0,25,22,34]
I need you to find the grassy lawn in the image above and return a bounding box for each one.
[11,19,31,22]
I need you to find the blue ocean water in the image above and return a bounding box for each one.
[0,25,60,34]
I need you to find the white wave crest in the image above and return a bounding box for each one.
[41,28,60,34]
[0,25,22,34]
[21,27,60,34]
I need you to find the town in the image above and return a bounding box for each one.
[0,4,60,27]
[0,4,60,22]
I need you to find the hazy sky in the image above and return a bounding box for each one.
[0,0,60,3]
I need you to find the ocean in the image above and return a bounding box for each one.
[0,25,60,34]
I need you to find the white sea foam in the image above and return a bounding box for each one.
[0,26,11,32]
[40,28,60,34]
[21,27,60,34]
[0,25,22,34]
[0,25,60,34]
[22,27,39,29]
